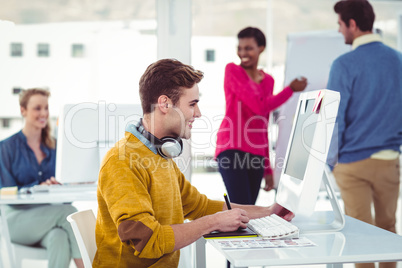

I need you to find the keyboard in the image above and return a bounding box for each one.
[30,183,97,193]
[247,214,299,239]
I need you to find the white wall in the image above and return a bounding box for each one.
[0,21,238,157]
[191,36,237,157]
[0,22,159,118]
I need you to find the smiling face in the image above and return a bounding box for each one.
[168,84,201,140]
[237,37,265,69]
[21,94,49,130]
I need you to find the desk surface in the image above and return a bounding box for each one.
[0,190,97,205]
[208,213,402,267]
[0,190,98,268]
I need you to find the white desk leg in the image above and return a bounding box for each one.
[0,205,16,268]
[327,264,343,268]
[0,218,3,268]
[195,238,206,268]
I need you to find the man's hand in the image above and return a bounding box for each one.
[262,174,274,191]
[171,208,249,251]
[269,203,294,221]
[213,208,249,232]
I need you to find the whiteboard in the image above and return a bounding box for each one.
[273,30,351,187]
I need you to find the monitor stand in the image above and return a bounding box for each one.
[293,165,345,233]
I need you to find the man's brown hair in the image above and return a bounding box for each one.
[334,0,375,32]
[139,59,204,114]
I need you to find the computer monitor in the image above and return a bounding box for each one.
[55,102,143,184]
[276,89,344,232]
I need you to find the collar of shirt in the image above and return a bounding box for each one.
[125,123,158,155]
[17,130,50,157]
[352,33,382,50]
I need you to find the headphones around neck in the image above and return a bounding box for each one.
[136,119,183,159]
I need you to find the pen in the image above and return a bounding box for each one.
[224,193,232,210]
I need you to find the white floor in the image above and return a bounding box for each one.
[2,171,401,268]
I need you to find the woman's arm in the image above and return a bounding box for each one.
[225,64,306,116]
[0,141,17,187]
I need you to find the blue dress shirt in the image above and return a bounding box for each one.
[0,131,56,189]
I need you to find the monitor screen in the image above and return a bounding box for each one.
[284,99,318,180]
[56,103,142,184]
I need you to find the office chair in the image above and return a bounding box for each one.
[13,244,48,268]
[0,242,48,268]
[1,211,48,268]
[67,209,97,268]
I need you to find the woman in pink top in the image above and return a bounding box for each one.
[215,27,307,205]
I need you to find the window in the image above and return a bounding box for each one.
[37,43,50,57]
[72,44,85,58]
[205,49,215,62]
[10,43,23,57]
[2,119,10,128]
[12,87,22,95]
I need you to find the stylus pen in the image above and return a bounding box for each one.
[224,193,232,210]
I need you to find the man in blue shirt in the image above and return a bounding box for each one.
[327,2,402,268]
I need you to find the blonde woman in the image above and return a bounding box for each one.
[0,88,84,268]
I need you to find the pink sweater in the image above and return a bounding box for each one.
[215,63,293,175]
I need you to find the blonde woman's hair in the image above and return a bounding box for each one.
[19,88,55,149]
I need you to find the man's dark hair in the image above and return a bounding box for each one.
[237,27,266,47]
[139,59,204,114]
[334,0,375,32]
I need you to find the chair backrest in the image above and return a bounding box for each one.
[67,209,97,268]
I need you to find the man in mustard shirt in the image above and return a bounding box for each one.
[94,59,293,267]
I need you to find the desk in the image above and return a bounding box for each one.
[0,191,97,268]
[202,213,402,268]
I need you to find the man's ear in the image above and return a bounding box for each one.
[349,19,357,31]
[20,106,26,117]
[157,95,170,114]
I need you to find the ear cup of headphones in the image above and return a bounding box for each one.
[158,137,183,158]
